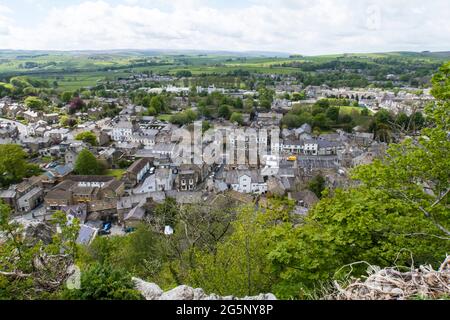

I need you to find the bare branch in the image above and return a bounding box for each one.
[0,270,31,279]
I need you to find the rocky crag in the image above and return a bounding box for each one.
[132,278,277,300]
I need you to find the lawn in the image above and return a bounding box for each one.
[157,114,172,122]
[339,106,368,115]
[106,169,126,180]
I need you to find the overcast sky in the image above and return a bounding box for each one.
[0,0,449,55]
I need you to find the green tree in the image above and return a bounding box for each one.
[197,101,209,118]
[339,114,353,124]
[149,95,165,114]
[147,106,157,116]
[218,105,231,119]
[411,111,425,130]
[313,113,331,130]
[361,108,370,116]
[395,112,410,130]
[230,112,244,125]
[24,96,45,110]
[258,88,274,110]
[74,149,103,175]
[369,109,395,142]
[375,109,394,125]
[282,114,302,128]
[62,263,143,300]
[170,109,198,125]
[153,197,178,229]
[308,175,326,198]
[292,91,306,101]
[315,99,330,109]
[176,70,192,78]
[61,91,74,104]
[244,98,254,112]
[75,132,98,146]
[186,200,293,297]
[0,144,28,187]
[234,98,243,109]
[80,90,92,99]
[0,207,79,299]
[326,106,340,122]
[60,116,78,128]
[282,112,313,129]
[202,120,212,133]
[267,62,450,298]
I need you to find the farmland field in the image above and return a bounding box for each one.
[1,50,449,91]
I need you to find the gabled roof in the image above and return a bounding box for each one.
[62,204,88,222]
[127,158,150,175]
[50,165,73,176]
[124,205,146,221]
[225,170,265,184]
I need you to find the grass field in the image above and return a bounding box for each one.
[157,114,172,121]
[1,50,448,91]
[106,169,126,180]
[339,106,373,115]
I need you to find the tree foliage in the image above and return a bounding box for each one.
[230,112,244,125]
[24,96,45,111]
[75,132,98,146]
[267,62,450,298]
[74,149,104,175]
[62,263,143,300]
[0,144,37,187]
[308,175,326,198]
[0,206,79,299]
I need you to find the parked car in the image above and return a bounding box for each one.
[124,227,136,233]
[98,229,111,236]
[102,222,112,231]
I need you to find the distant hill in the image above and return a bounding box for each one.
[0,49,292,58]
[0,49,449,60]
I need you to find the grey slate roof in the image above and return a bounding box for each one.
[225,170,265,184]
[76,224,98,245]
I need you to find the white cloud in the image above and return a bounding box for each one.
[0,4,12,39]
[1,0,449,54]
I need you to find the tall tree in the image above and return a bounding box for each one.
[75,132,98,146]
[186,200,293,297]
[267,63,450,298]
[230,112,244,125]
[0,144,29,187]
[218,105,231,119]
[74,149,102,175]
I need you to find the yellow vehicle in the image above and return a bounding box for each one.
[287,155,297,161]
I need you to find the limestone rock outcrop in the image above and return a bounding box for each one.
[132,278,277,300]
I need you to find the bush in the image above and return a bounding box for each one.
[75,132,98,146]
[230,112,244,125]
[62,263,143,300]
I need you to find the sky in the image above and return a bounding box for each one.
[0,0,449,55]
